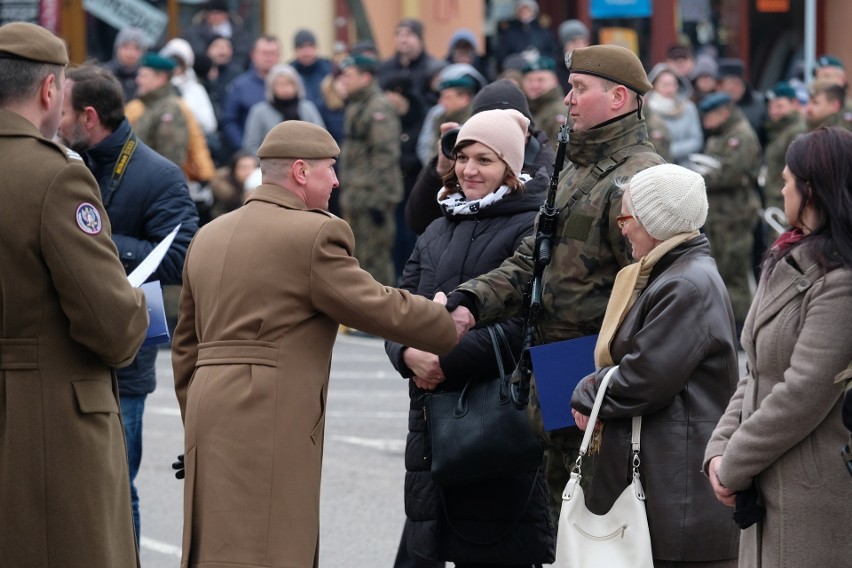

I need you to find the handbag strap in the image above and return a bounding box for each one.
[487,325,515,403]
[574,366,642,477]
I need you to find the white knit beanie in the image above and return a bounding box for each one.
[629,163,708,240]
[454,109,530,175]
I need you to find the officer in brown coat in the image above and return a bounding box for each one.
[0,22,149,567]
[171,120,473,568]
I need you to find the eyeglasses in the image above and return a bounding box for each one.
[616,215,635,229]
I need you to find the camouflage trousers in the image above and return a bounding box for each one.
[343,203,397,286]
[528,375,594,521]
[705,190,758,323]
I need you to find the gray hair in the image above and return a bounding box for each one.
[265,63,305,101]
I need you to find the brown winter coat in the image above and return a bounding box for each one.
[0,109,149,567]
[705,245,852,567]
[172,184,456,568]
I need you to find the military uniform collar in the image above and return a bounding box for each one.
[139,83,178,106]
[245,183,335,216]
[707,106,745,137]
[766,111,802,134]
[0,107,42,138]
[566,111,649,166]
[347,81,380,103]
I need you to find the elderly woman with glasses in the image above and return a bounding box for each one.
[571,163,741,567]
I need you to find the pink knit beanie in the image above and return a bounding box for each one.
[454,109,529,175]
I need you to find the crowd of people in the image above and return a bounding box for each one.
[2,0,852,567]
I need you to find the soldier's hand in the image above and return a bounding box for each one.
[449,306,475,345]
[172,454,185,480]
[368,208,386,226]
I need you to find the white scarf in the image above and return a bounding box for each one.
[437,173,531,216]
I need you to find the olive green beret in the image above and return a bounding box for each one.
[258,121,340,160]
[565,44,653,95]
[0,22,68,66]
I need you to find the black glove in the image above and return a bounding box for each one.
[445,290,480,320]
[732,482,765,529]
[368,208,386,226]
[172,454,185,480]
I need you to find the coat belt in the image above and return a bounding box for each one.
[195,340,279,367]
[0,339,38,369]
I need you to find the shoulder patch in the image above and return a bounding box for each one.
[372,112,386,121]
[75,203,102,235]
[65,148,83,161]
[161,113,175,123]
[727,137,740,148]
[844,111,852,122]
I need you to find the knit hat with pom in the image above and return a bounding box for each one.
[629,164,708,240]
[454,109,530,175]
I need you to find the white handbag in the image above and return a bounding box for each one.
[553,366,654,568]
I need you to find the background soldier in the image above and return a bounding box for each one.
[763,82,806,213]
[446,45,666,516]
[0,22,148,566]
[695,92,761,334]
[805,79,852,132]
[339,53,404,286]
[521,55,566,145]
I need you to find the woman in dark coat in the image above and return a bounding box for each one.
[386,109,554,567]
[571,164,740,567]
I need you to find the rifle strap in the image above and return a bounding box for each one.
[562,144,653,218]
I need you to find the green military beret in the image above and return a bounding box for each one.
[257,120,340,160]
[140,52,176,72]
[565,44,653,95]
[438,74,480,93]
[765,81,797,101]
[0,22,68,66]
[816,54,844,70]
[522,55,556,74]
[339,53,378,74]
[698,92,732,113]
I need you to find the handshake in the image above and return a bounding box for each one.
[433,291,476,345]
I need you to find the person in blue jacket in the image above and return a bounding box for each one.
[58,64,199,545]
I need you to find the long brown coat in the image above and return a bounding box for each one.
[172,185,456,568]
[705,245,852,567]
[0,109,149,567]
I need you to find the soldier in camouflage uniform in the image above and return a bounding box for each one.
[641,102,672,163]
[339,54,403,285]
[805,79,852,132]
[129,53,189,168]
[446,45,665,517]
[425,70,482,163]
[694,92,761,329]
[763,82,806,213]
[521,55,567,146]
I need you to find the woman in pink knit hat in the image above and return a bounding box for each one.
[386,109,554,567]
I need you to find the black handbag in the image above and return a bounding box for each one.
[426,325,544,487]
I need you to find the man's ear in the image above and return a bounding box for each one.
[82,106,100,128]
[39,73,57,110]
[611,84,630,112]
[291,159,309,184]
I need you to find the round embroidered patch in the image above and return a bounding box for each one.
[75,203,102,235]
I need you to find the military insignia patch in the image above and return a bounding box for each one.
[373,112,386,121]
[564,50,573,69]
[75,203,102,235]
[728,137,740,148]
[161,113,174,122]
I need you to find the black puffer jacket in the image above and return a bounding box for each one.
[385,168,554,565]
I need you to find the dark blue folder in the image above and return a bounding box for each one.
[141,281,170,347]
[529,335,598,431]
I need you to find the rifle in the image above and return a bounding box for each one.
[512,122,570,409]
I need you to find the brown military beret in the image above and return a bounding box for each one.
[0,22,68,66]
[257,121,339,160]
[565,44,653,95]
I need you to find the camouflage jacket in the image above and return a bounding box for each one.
[642,105,672,163]
[763,111,806,210]
[808,108,852,132]
[702,108,761,194]
[134,84,189,168]
[529,86,567,146]
[458,112,665,343]
[339,81,403,209]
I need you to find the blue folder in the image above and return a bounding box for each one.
[141,281,170,346]
[529,335,598,431]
